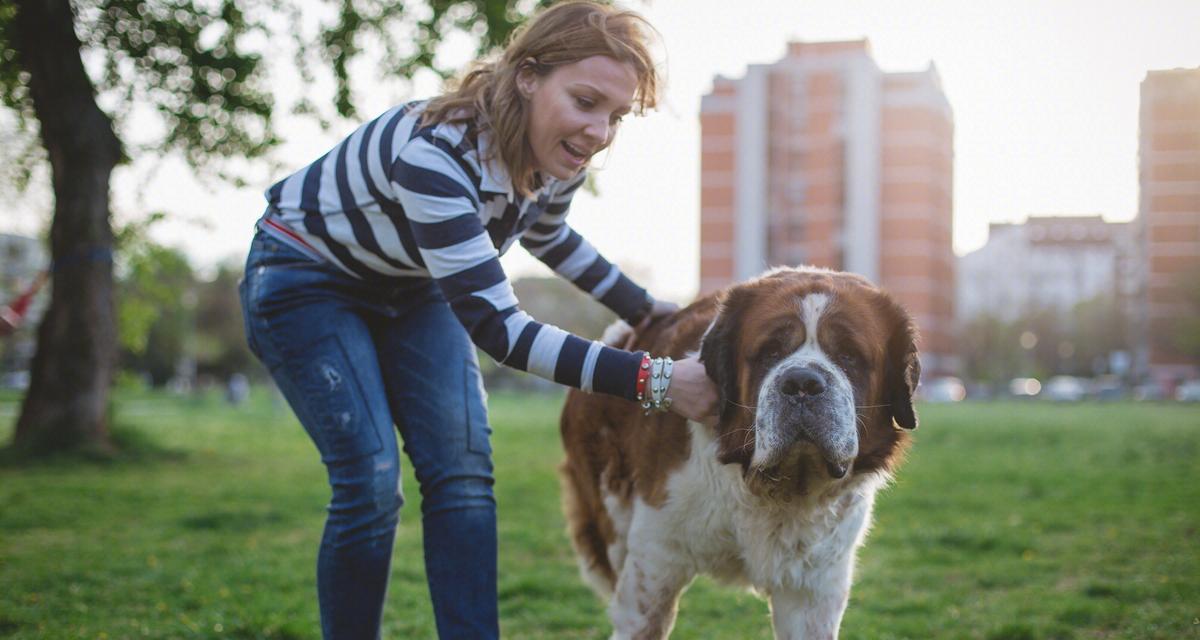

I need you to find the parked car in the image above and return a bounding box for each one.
[1008,377,1042,398]
[1176,380,1200,402]
[1089,375,1126,401]
[1043,375,1087,402]
[920,376,966,403]
[964,382,995,400]
[1133,383,1167,401]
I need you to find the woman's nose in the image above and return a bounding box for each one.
[582,115,609,146]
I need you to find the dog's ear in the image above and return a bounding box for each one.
[883,301,921,430]
[700,291,755,468]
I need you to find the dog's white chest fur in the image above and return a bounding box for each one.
[631,424,881,588]
[595,424,886,640]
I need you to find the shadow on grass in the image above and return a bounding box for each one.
[0,422,187,469]
[221,623,309,640]
[180,509,291,532]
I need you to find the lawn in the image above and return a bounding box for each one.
[1,389,1198,639]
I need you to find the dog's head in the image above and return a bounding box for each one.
[699,267,920,489]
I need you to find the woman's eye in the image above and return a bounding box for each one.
[575,96,594,109]
[610,113,625,125]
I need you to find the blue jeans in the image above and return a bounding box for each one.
[239,228,498,640]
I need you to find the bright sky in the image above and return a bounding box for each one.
[5,0,1200,301]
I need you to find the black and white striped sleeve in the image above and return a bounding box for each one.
[519,172,654,324]
[391,136,644,400]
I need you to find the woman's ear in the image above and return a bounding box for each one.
[516,58,541,98]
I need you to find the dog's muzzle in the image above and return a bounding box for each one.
[763,364,858,479]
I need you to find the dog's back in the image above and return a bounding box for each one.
[559,296,718,597]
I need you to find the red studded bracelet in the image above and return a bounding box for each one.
[635,353,652,402]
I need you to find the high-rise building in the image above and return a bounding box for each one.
[699,40,956,374]
[1136,67,1200,389]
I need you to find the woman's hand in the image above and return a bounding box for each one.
[666,356,719,426]
[634,299,679,334]
[627,299,717,424]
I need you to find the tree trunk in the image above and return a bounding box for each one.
[10,0,121,454]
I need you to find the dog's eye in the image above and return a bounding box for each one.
[756,340,783,362]
[838,351,863,369]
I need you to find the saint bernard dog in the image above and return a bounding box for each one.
[559,266,921,639]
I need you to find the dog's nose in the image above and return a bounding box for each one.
[780,367,826,397]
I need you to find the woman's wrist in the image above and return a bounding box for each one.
[663,357,719,425]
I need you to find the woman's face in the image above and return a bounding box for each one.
[518,55,638,181]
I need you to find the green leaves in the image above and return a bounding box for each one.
[76,0,276,167]
[307,0,551,120]
[0,0,549,185]
[113,213,194,358]
[1167,265,1200,359]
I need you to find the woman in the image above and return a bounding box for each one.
[239,2,718,637]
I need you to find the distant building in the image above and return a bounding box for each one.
[699,40,956,374]
[957,216,1138,320]
[1136,67,1200,387]
[950,217,1137,357]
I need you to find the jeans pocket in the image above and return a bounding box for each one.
[246,227,326,276]
[289,334,385,463]
[463,358,492,456]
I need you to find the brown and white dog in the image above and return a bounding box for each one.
[559,266,921,639]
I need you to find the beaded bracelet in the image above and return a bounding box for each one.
[640,356,674,415]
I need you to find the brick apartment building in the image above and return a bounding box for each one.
[699,40,956,374]
[1137,67,1200,388]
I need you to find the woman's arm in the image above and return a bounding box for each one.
[391,133,646,400]
[519,173,656,325]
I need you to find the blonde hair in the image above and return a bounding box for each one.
[422,1,660,196]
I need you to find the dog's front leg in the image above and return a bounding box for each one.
[767,578,851,640]
[607,531,692,640]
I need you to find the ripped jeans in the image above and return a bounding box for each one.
[239,227,497,640]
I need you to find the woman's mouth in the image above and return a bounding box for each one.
[561,140,589,165]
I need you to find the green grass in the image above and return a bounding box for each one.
[1,390,1198,639]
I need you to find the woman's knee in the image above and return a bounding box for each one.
[421,471,495,515]
[328,452,404,530]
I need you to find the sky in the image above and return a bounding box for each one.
[4,0,1200,301]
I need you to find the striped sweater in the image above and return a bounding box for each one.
[260,100,650,400]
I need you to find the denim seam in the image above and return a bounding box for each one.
[464,358,491,456]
